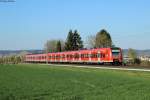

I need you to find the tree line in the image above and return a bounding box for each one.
[0,51,27,64]
[0,56,24,64]
[44,29,113,53]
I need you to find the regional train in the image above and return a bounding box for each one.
[25,47,123,65]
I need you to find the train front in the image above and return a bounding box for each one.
[111,47,123,65]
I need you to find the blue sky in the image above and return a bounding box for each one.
[0,0,150,50]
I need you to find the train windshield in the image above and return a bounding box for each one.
[112,49,120,57]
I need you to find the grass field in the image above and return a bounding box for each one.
[0,64,150,100]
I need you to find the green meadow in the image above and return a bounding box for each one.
[0,64,150,100]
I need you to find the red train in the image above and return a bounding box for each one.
[25,47,123,65]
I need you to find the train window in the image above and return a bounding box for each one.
[62,55,65,58]
[70,55,73,58]
[69,55,71,58]
[112,48,120,57]
[112,52,119,56]
[85,54,89,58]
[91,54,94,58]
[74,54,79,58]
[91,54,97,58]
[95,54,98,58]
[56,55,60,59]
[84,54,86,58]
[88,54,91,58]
[81,54,84,58]
[66,55,72,58]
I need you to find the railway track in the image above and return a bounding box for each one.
[38,63,150,72]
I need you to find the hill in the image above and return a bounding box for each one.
[0,50,44,57]
[123,49,150,56]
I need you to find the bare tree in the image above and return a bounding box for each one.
[44,39,65,53]
[86,35,96,49]
[44,40,58,53]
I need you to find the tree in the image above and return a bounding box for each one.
[86,35,96,48]
[95,29,112,48]
[128,48,137,59]
[18,51,29,63]
[65,30,74,51]
[128,48,138,64]
[72,30,83,50]
[60,40,65,51]
[44,40,58,53]
[65,30,83,51]
[0,57,3,64]
[56,40,62,52]
[10,56,16,64]
[44,39,65,53]
[134,58,141,65]
[15,56,22,64]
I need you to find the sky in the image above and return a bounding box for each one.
[0,0,150,50]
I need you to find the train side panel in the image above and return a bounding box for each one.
[25,47,123,65]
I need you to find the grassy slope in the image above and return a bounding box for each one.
[0,64,150,100]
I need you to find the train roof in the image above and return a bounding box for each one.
[26,47,122,56]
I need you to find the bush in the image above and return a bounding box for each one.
[0,56,23,64]
[140,61,150,66]
[134,58,141,65]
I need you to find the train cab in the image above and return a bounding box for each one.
[111,47,123,65]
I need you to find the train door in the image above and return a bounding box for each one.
[91,49,98,63]
[74,51,79,62]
